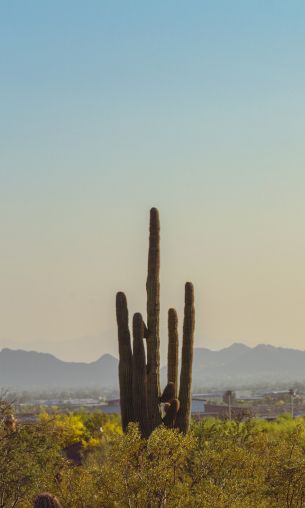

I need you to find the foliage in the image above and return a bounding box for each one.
[96,423,194,507]
[0,400,65,507]
[39,411,122,448]
[4,403,305,507]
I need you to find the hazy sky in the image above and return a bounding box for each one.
[1,1,305,362]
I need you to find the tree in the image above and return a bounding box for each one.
[0,400,65,507]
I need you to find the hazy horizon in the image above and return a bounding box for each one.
[2,340,305,365]
[2,2,305,362]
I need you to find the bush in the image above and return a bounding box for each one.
[3,404,305,507]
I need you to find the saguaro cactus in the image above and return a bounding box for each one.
[116,208,195,436]
[132,313,148,437]
[146,207,162,431]
[116,292,133,432]
[167,308,179,397]
[176,282,195,433]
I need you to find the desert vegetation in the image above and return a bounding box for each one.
[3,398,305,507]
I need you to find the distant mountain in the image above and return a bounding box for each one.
[1,343,305,390]
[191,343,305,388]
[0,348,118,389]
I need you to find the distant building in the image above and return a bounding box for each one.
[191,397,205,415]
[102,399,120,414]
[193,392,224,402]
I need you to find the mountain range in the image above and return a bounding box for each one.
[1,343,305,390]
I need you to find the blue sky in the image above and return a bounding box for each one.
[1,1,305,361]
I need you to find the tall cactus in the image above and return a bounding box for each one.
[116,292,133,432]
[116,209,195,436]
[146,207,162,431]
[176,282,195,433]
[167,308,179,397]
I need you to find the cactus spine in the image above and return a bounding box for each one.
[167,308,179,397]
[116,209,195,436]
[176,282,195,433]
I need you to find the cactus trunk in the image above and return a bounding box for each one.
[132,313,148,437]
[176,282,195,433]
[167,308,179,397]
[116,292,133,432]
[146,207,162,431]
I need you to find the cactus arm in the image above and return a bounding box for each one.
[143,321,149,339]
[167,308,179,397]
[116,292,133,432]
[163,399,180,428]
[159,382,176,403]
[176,282,195,433]
[132,313,149,437]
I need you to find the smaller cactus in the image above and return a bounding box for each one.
[132,313,148,437]
[163,399,180,428]
[116,292,133,432]
[159,382,176,403]
[167,308,179,397]
[176,282,195,433]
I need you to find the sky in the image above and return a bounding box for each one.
[1,1,305,362]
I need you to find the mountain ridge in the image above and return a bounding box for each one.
[1,343,305,389]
